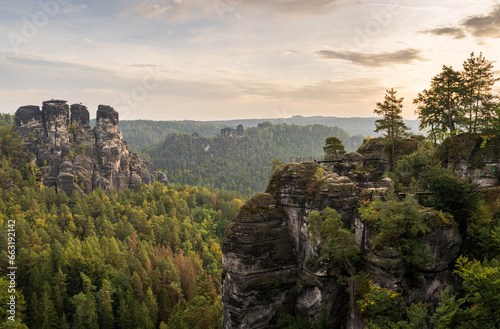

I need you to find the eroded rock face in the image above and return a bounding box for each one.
[222,161,463,328]
[15,100,168,194]
[222,162,357,328]
[436,134,499,188]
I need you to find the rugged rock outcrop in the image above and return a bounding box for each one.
[15,100,168,195]
[437,134,500,188]
[221,124,244,137]
[223,162,357,328]
[222,161,462,328]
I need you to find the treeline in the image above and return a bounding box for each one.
[116,118,411,153]
[414,52,499,143]
[117,120,225,151]
[0,122,243,328]
[142,122,364,195]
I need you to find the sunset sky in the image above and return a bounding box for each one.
[0,0,499,120]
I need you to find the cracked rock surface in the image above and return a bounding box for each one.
[15,100,168,195]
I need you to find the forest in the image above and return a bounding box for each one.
[140,123,363,195]
[0,52,499,329]
[274,52,500,329]
[0,116,243,328]
[117,117,418,151]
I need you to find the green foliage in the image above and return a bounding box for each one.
[420,164,479,231]
[0,113,14,127]
[307,208,360,263]
[374,88,410,169]
[465,194,500,260]
[432,257,500,328]
[141,123,361,195]
[358,284,428,329]
[391,145,439,192]
[359,196,431,268]
[415,53,499,140]
[461,52,499,133]
[323,136,345,158]
[357,284,405,326]
[430,288,462,329]
[117,120,225,151]
[277,313,313,329]
[276,307,332,329]
[0,169,242,329]
[270,158,285,176]
[374,88,410,141]
[0,125,38,190]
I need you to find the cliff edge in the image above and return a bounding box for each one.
[222,158,462,328]
[15,100,168,195]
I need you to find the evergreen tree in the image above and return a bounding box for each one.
[323,136,346,158]
[71,292,99,329]
[98,279,115,329]
[461,52,499,132]
[167,304,187,329]
[431,65,463,139]
[374,88,410,169]
[414,88,445,144]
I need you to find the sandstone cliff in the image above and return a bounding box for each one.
[222,156,462,328]
[15,100,168,195]
[436,134,500,188]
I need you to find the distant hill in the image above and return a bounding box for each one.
[207,116,420,137]
[141,122,364,195]
[116,116,420,151]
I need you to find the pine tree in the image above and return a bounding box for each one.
[431,65,463,139]
[98,279,115,329]
[53,268,67,328]
[414,88,445,144]
[167,304,187,329]
[72,291,99,329]
[374,88,410,169]
[323,136,346,159]
[461,52,499,132]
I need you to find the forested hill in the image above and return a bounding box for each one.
[116,116,415,152]
[0,115,242,328]
[207,116,420,137]
[116,120,224,151]
[142,123,364,195]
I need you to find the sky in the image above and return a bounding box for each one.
[0,0,499,121]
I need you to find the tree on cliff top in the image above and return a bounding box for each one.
[461,52,499,133]
[374,88,410,170]
[415,53,499,141]
[323,136,346,159]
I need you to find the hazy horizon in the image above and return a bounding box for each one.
[1,0,499,121]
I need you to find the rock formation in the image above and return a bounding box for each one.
[437,134,500,188]
[15,100,168,195]
[222,156,462,328]
[221,124,244,137]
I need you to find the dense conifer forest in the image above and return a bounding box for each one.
[0,116,242,328]
[140,123,364,195]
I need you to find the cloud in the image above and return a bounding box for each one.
[81,38,94,44]
[315,48,426,67]
[0,52,106,73]
[61,4,88,14]
[242,0,339,16]
[462,5,500,38]
[422,26,466,39]
[423,5,500,39]
[120,2,172,19]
